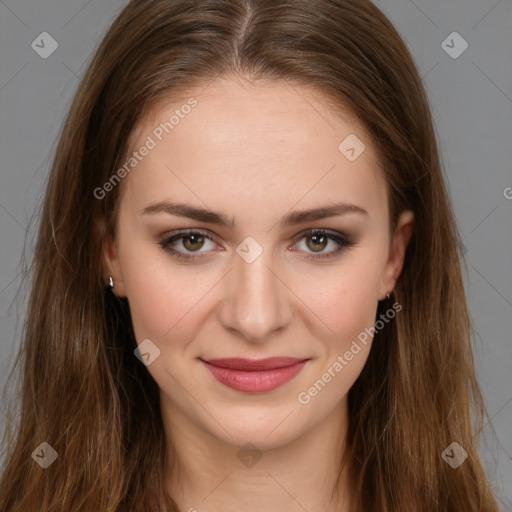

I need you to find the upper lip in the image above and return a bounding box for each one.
[201,357,308,371]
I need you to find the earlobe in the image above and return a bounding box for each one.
[379,210,414,300]
[97,219,127,297]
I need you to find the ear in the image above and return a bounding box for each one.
[378,210,414,300]
[96,216,127,297]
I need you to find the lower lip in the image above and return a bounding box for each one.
[202,360,307,393]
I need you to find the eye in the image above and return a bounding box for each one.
[290,229,354,260]
[159,228,354,262]
[159,229,219,261]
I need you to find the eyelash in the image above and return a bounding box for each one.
[158,228,355,262]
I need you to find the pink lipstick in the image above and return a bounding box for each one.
[201,357,308,393]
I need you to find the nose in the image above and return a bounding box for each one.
[217,246,294,343]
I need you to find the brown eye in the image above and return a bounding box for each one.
[159,230,218,260]
[305,233,328,253]
[182,233,206,252]
[292,229,355,260]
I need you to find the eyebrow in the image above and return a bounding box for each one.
[141,201,368,228]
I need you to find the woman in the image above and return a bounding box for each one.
[0,0,500,510]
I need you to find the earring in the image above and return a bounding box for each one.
[387,293,390,300]
[109,276,114,289]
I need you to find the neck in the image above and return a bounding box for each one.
[162,396,353,512]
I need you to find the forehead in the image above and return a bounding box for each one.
[119,78,387,220]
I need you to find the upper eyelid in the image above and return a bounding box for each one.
[160,230,220,253]
[162,229,217,244]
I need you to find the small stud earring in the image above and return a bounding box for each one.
[387,293,390,300]
[109,276,114,289]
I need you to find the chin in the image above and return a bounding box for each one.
[204,409,308,451]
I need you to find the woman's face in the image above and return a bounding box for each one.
[104,78,413,450]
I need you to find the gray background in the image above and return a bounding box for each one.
[0,0,511,508]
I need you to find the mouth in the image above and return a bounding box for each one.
[200,357,309,393]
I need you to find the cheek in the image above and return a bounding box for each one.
[118,238,201,342]
[294,268,379,411]
[293,257,382,346]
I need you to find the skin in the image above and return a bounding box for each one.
[102,76,414,512]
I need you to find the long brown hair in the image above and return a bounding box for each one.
[0,0,500,510]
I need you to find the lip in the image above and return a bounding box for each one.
[201,357,309,392]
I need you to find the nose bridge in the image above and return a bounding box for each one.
[218,242,293,342]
